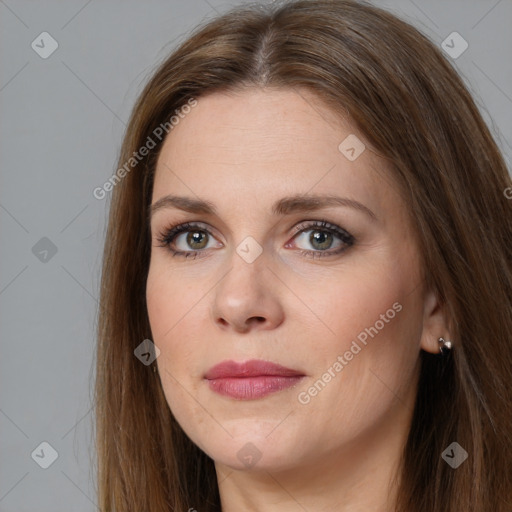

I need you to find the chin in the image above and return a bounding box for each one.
[186,419,312,472]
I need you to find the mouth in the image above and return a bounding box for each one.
[204,359,305,400]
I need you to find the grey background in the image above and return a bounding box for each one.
[1,0,510,510]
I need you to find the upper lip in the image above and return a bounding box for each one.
[204,359,304,379]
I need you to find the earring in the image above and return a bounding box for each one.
[153,364,157,373]
[438,337,453,354]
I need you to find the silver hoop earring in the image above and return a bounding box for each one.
[438,337,453,354]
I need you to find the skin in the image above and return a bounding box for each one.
[146,87,451,512]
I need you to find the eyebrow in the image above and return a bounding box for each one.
[149,193,377,222]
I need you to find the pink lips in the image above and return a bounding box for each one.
[204,359,305,400]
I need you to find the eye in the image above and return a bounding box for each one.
[286,220,355,259]
[155,222,222,259]
[155,219,355,260]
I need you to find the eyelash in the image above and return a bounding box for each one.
[155,220,355,260]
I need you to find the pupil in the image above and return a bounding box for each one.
[311,230,332,250]
[187,231,207,249]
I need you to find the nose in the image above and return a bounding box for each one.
[210,247,285,334]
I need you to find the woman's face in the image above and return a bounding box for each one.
[146,87,444,474]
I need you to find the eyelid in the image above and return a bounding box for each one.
[155,219,355,257]
[290,219,353,241]
[155,221,222,248]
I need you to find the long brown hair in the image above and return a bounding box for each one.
[94,1,512,510]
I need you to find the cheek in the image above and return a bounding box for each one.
[146,258,206,340]
[146,264,201,371]
[292,261,416,359]
[146,265,211,434]
[291,258,423,421]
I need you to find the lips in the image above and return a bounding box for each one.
[204,359,304,379]
[204,359,305,400]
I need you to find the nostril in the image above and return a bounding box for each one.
[248,316,266,325]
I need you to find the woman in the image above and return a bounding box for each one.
[94,0,512,510]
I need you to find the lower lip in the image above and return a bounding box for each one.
[206,376,304,400]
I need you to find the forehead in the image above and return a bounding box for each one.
[152,87,401,224]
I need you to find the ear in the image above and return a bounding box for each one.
[420,288,453,354]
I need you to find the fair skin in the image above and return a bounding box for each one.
[146,87,451,512]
